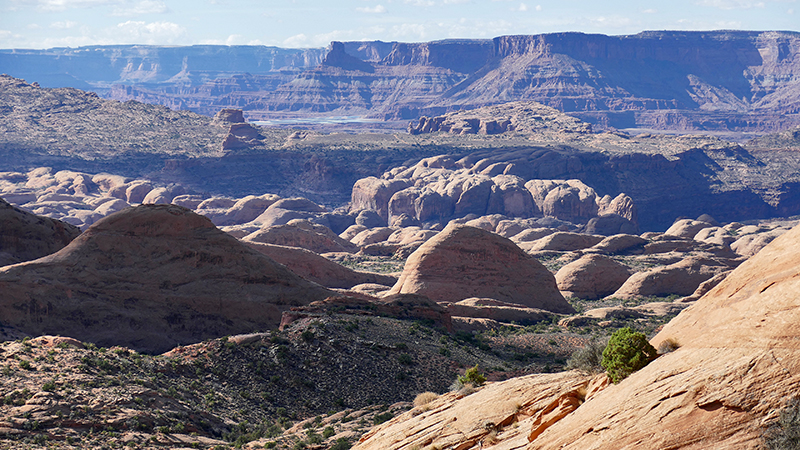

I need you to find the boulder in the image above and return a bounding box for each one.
[243,220,358,254]
[388,224,574,313]
[447,298,556,325]
[355,209,386,228]
[731,228,788,257]
[251,197,327,228]
[351,177,412,222]
[0,197,81,265]
[664,218,713,239]
[0,204,332,353]
[350,227,396,247]
[340,224,368,241]
[124,181,153,204]
[526,179,599,223]
[511,227,558,243]
[588,234,647,255]
[222,194,281,225]
[520,232,604,253]
[243,242,396,289]
[584,213,638,236]
[609,255,737,299]
[555,255,631,300]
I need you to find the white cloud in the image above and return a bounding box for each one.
[50,20,79,29]
[642,8,658,13]
[11,0,116,12]
[356,4,387,13]
[404,0,435,6]
[697,0,765,9]
[535,4,542,11]
[517,2,528,11]
[114,20,187,44]
[111,0,168,16]
[443,0,470,4]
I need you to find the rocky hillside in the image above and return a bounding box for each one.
[353,220,800,449]
[9,31,798,132]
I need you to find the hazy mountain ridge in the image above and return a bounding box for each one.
[5,31,799,131]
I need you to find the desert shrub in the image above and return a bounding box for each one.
[451,365,487,392]
[329,438,351,450]
[657,337,681,354]
[413,392,439,408]
[566,336,609,374]
[764,397,800,450]
[601,327,657,383]
[322,426,335,438]
[373,412,393,425]
[397,353,413,365]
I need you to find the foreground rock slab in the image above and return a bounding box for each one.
[531,222,800,449]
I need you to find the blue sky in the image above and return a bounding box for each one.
[1,0,797,49]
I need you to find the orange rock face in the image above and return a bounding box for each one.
[529,222,800,449]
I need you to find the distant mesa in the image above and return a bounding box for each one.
[0,204,332,353]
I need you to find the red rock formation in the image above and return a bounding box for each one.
[0,204,332,353]
[389,223,574,314]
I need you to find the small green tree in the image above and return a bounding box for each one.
[601,327,657,383]
[458,365,486,387]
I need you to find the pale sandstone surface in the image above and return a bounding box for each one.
[354,371,592,450]
[555,254,631,300]
[388,223,575,313]
[609,255,738,299]
[0,204,332,353]
[243,220,358,254]
[530,222,800,450]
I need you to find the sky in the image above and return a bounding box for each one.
[0,0,797,50]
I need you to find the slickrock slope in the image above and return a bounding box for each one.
[354,371,593,450]
[0,204,332,353]
[528,222,800,449]
[388,223,575,314]
[0,196,80,266]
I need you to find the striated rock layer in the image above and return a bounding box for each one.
[0,204,332,353]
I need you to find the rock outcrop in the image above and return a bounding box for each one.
[388,224,575,314]
[0,197,81,266]
[243,241,396,289]
[532,221,800,449]
[0,204,332,353]
[555,254,631,300]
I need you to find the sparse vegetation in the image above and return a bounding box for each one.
[657,337,681,354]
[601,327,658,383]
[413,392,440,409]
[566,336,609,374]
[763,397,800,450]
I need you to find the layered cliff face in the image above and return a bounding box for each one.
[10,31,797,131]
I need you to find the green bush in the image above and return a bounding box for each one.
[764,397,800,450]
[457,365,486,388]
[566,337,609,374]
[329,438,351,450]
[601,327,657,383]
